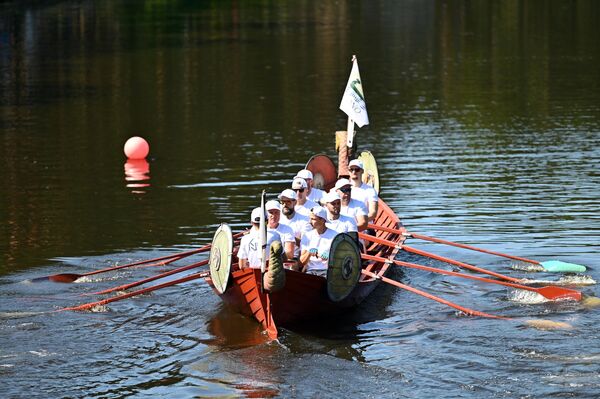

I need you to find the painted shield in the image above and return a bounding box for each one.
[327,233,362,302]
[357,150,379,194]
[305,154,337,192]
[209,223,233,294]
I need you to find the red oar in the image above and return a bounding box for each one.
[359,232,521,283]
[368,224,586,273]
[361,269,508,319]
[32,231,244,284]
[86,259,209,296]
[58,271,209,312]
[362,254,582,301]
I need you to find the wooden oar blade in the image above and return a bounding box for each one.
[541,260,587,273]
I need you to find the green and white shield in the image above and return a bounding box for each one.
[327,233,362,302]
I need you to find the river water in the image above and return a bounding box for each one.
[1,1,599,398]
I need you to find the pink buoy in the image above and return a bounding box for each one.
[124,136,149,160]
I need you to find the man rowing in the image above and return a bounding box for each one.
[278,189,311,260]
[323,191,357,233]
[292,177,318,217]
[299,205,337,277]
[334,178,368,231]
[238,207,282,269]
[265,200,296,262]
[295,169,325,204]
[348,159,378,222]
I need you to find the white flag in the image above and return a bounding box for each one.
[339,57,369,128]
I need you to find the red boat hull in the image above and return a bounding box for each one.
[206,198,405,338]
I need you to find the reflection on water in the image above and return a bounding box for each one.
[0,0,599,398]
[124,159,151,193]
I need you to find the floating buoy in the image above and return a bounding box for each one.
[124,136,149,160]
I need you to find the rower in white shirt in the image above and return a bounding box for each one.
[348,159,378,222]
[322,191,357,233]
[277,188,311,260]
[295,169,325,204]
[334,178,368,231]
[238,207,282,269]
[265,200,296,262]
[291,177,318,217]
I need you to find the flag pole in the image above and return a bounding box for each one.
[340,54,368,150]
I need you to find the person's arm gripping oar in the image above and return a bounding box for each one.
[362,254,582,302]
[368,224,587,273]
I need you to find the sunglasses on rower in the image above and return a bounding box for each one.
[338,187,352,194]
[349,168,362,172]
[293,188,305,193]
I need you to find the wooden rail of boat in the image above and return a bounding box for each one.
[205,197,405,337]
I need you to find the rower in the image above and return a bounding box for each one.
[323,191,357,233]
[295,169,325,204]
[348,159,379,222]
[299,205,337,277]
[292,177,318,217]
[335,178,368,231]
[265,200,296,261]
[238,207,282,269]
[278,189,311,260]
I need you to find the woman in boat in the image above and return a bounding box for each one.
[298,205,337,277]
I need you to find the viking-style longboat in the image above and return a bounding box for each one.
[41,56,591,336]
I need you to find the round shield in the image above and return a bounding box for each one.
[358,150,379,194]
[305,154,337,192]
[327,233,362,302]
[209,223,233,294]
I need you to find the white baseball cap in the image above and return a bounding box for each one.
[334,178,352,190]
[250,207,263,223]
[348,159,364,170]
[323,191,341,203]
[310,205,327,220]
[278,189,297,201]
[291,177,308,190]
[295,169,313,180]
[265,200,281,212]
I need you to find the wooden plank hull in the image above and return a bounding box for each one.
[206,198,405,338]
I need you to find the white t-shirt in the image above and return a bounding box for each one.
[351,182,378,209]
[300,228,337,272]
[238,228,281,269]
[308,187,325,204]
[280,212,312,257]
[340,198,368,221]
[326,214,358,233]
[268,223,295,245]
[295,199,318,217]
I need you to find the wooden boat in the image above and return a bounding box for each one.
[205,153,406,339]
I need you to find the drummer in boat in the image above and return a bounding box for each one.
[322,191,357,233]
[334,178,368,231]
[295,169,325,204]
[291,177,318,217]
[299,205,337,276]
[348,159,378,222]
[238,207,282,269]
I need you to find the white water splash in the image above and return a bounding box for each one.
[507,289,549,304]
[520,275,596,287]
